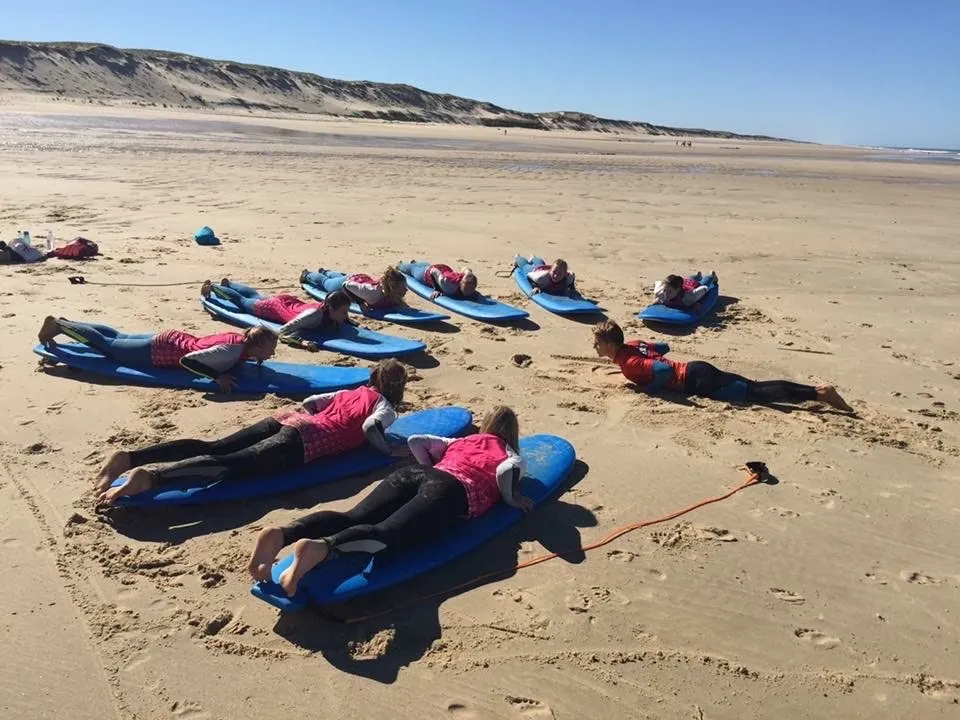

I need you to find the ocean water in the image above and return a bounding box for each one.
[864,145,960,164]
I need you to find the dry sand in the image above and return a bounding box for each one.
[1,100,959,720]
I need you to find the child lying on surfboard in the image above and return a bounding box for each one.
[202,279,350,351]
[592,320,853,411]
[398,260,478,300]
[653,271,717,309]
[248,405,533,597]
[514,255,576,296]
[95,359,409,505]
[301,266,408,310]
[37,316,277,393]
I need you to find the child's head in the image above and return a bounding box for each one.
[663,274,684,300]
[480,405,520,451]
[381,266,408,304]
[243,325,278,361]
[324,290,352,323]
[369,358,408,407]
[550,259,569,282]
[459,269,478,296]
[592,320,625,359]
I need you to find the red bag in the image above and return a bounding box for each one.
[48,237,99,260]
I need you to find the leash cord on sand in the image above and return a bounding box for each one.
[343,463,767,624]
[67,275,290,290]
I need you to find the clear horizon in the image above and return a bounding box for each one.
[3,0,958,148]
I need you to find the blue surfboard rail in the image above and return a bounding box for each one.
[34,342,370,396]
[251,433,575,611]
[401,271,528,322]
[512,263,601,316]
[637,281,719,326]
[201,296,426,359]
[110,406,473,507]
[301,282,449,324]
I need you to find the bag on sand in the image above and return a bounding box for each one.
[48,237,99,260]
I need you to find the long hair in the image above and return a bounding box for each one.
[479,405,520,451]
[369,358,407,407]
[380,266,407,299]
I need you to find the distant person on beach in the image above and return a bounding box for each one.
[37,316,277,392]
[654,271,717,309]
[203,279,350,351]
[591,320,853,410]
[301,266,408,311]
[399,261,479,300]
[514,255,576,295]
[248,405,531,597]
[95,360,408,505]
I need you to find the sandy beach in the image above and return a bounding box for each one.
[1,100,959,720]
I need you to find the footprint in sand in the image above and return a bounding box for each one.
[769,588,806,604]
[606,549,639,563]
[900,570,943,586]
[818,489,841,509]
[506,696,557,719]
[447,703,491,719]
[170,700,209,719]
[794,628,840,649]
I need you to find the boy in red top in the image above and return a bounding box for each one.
[591,320,853,410]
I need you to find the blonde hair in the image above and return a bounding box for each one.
[591,320,624,347]
[380,266,407,299]
[244,325,278,348]
[479,405,520,451]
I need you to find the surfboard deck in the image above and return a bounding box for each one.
[513,264,601,315]
[401,272,528,322]
[251,433,575,611]
[34,342,370,396]
[301,282,449,324]
[638,282,719,326]
[201,297,426,359]
[110,407,473,507]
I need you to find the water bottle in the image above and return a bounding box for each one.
[46,230,54,252]
[20,230,32,246]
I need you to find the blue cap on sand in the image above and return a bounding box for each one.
[194,226,220,246]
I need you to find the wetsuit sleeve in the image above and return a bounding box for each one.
[648,360,674,390]
[407,434,455,466]
[526,268,553,290]
[302,390,340,414]
[428,268,459,296]
[681,285,709,307]
[362,397,398,454]
[342,279,383,306]
[180,344,244,379]
[496,447,527,507]
[278,307,326,337]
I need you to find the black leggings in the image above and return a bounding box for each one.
[281,466,469,555]
[128,418,305,484]
[684,361,818,404]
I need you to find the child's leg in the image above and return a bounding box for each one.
[398,261,430,281]
[56,319,153,366]
[210,284,261,313]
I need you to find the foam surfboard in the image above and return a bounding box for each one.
[251,433,576,611]
[637,281,719,326]
[110,406,473,507]
[301,282,449,324]
[201,296,426,359]
[34,342,370,396]
[513,263,601,316]
[401,271,528,322]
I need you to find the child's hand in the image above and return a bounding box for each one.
[303,340,320,352]
[430,291,441,300]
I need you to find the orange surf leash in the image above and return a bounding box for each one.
[344,462,769,624]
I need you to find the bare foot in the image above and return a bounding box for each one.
[278,538,329,597]
[248,527,285,582]
[96,451,131,491]
[97,467,154,505]
[200,280,213,298]
[220,277,230,287]
[817,385,853,412]
[38,315,61,346]
[299,269,309,284]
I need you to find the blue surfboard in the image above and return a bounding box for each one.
[251,433,576,611]
[638,281,719,326]
[201,297,426,359]
[301,282,449,325]
[34,342,370,396]
[110,406,473,507]
[513,262,601,316]
[401,271,528,322]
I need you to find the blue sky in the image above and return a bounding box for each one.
[4,0,958,147]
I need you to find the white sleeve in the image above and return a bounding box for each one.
[526,268,552,289]
[407,434,455,466]
[302,390,340,414]
[279,307,325,336]
[180,343,245,376]
[362,396,398,454]
[343,279,385,306]
[653,280,667,304]
[682,285,709,306]
[496,445,527,507]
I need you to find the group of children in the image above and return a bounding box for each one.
[35,255,851,596]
